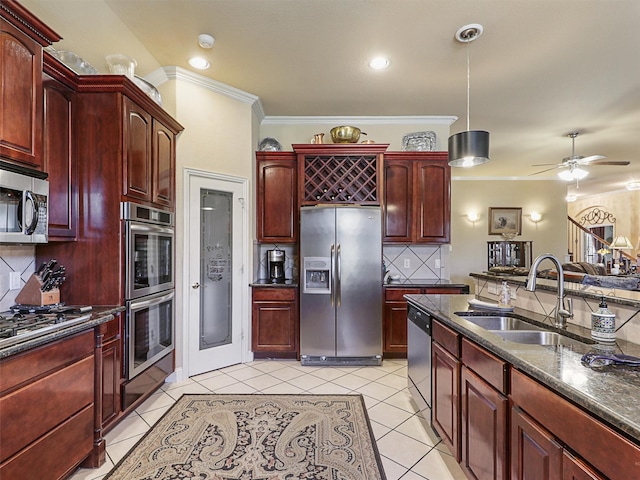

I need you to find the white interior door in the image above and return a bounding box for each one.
[186,172,248,376]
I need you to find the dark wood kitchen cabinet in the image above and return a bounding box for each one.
[460,339,508,480]
[124,96,177,209]
[383,285,469,357]
[99,314,122,431]
[256,152,298,243]
[251,287,299,358]
[510,368,636,480]
[42,53,78,240]
[383,152,451,244]
[431,319,461,461]
[0,1,60,169]
[0,330,95,480]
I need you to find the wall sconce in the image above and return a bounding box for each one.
[467,212,480,225]
[530,212,542,223]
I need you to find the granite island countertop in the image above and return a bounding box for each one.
[385,278,470,290]
[0,305,125,359]
[405,293,640,445]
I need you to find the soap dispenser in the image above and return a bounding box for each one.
[498,281,511,307]
[591,297,616,343]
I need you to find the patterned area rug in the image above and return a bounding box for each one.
[105,394,386,480]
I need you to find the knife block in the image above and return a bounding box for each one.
[15,274,60,306]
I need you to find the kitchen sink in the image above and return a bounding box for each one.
[490,330,589,347]
[455,313,544,331]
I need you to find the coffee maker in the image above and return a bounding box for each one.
[267,249,286,283]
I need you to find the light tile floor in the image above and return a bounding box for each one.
[69,359,466,480]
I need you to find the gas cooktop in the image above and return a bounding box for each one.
[0,305,92,349]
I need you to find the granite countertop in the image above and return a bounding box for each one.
[405,293,640,445]
[384,278,469,289]
[251,279,298,287]
[0,306,125,359]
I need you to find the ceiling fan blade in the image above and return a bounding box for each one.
[585,160,630,166]
[529,166,563,176]
[576,154,606,164]
[531,162,562,167]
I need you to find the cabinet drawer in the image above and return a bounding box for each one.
[511,369,640,480]
[432,319,460,357]
[0,330,93,393]
[462,338,507,394]
[385,288,421,301]
[0,355,94,462]
[252,287,296,302]
[0,405,93,480]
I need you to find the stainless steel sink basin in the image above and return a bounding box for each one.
[491,330,587,347]
[455,314,544,331]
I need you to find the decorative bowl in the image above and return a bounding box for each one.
[258,137,282,151]
[330,126,367,143]
[401,131,436,151]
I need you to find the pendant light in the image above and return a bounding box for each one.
[448,24,490,167]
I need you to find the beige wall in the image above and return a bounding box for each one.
[568,190,640,260]
[260,119,452,151]
[450,179,568,290]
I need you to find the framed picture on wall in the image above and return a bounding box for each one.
[488,207,522,235]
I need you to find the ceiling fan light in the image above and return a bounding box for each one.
[558,167,588,181]
[626,181,640,191]
[448,130,490,167]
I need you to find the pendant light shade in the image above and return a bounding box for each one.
[448,130,490,167]
[448,24,489,167]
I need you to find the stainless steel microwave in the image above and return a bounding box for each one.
[0,164,49,243]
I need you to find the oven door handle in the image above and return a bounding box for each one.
[129,290,175,310]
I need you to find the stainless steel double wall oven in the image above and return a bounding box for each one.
[122,202,175,380]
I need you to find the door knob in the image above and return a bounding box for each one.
[192,282,200,289]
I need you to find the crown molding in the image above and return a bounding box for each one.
[146,66,265,120]
[261,115,457,125]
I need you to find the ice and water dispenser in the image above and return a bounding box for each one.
[303,257,331,294]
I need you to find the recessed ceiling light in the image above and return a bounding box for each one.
[189,56,210,69]
[369,56,389,70]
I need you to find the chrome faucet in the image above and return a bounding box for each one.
[525,253,573,328]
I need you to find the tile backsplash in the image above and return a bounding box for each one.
[254,244,298,281]
[383,244,450,281]
[0,245,36,311]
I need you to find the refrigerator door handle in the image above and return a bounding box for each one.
[336,244,342,307]
[330,243,335,307]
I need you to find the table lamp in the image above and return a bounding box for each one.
[610,235,633,274]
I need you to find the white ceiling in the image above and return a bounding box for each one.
[24,0,640,198]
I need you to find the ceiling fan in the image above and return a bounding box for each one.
[530,132,630,183]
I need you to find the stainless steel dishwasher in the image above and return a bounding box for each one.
[407,303,432,416]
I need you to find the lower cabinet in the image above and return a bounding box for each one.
[251,286,299,358]
[99,314,122,431]
[460,338,508,480]
[0,330,96,479]
[431,320,461,461]
[384,285,469,357]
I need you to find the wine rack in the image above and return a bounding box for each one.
[294,144,388,205]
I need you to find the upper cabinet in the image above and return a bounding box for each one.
[294,144,388,206]
[383,152,451,244]
[0,1,61,169]
[256,152,298,243]
[75,75,183,210]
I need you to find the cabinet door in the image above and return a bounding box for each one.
[414,157,451,243]
[0,18,43,168]
[511,406,562,480]
[562,451,604,480]
[100,327,121,429]
[383,159,413,242]
[432,341,461,461]
[43,73,77,239]
[251,288,298,355]
[383,301,409,356]
[256,153,298,243]
[461,366,508,480]
[123,97,152,201]
[152,120,175,208]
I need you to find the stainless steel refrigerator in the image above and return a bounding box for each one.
[300,205,382,366]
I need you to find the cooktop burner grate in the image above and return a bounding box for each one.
[0,309,92,349]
